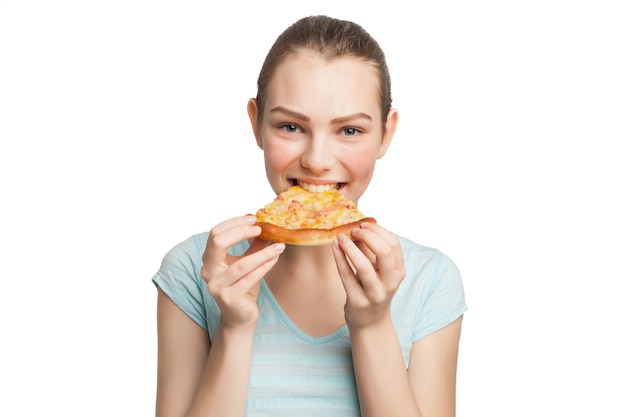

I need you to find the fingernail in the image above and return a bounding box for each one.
[273,243,286,253]
[244,215,257,224]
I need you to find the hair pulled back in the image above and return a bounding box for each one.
[255,15,392,122]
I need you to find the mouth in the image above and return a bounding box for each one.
[289,179,346,193]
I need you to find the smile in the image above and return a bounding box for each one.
[291,179,345,193]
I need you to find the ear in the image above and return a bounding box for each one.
[377,108,399,159]
[247,98,263,149]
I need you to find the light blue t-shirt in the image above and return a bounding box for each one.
[153,232,467,416]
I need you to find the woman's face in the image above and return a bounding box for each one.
[249,50,398,204]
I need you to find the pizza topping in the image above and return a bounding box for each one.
[256,185,365,230]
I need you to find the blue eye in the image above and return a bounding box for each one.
[342,127,360,136]
[281,124,299,133]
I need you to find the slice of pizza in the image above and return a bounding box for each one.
[254,185,376,246]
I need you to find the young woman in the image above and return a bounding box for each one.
[153,15,467,417]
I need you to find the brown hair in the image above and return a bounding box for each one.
[255,15,392,122]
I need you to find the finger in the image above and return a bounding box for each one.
[352,222,392,268]
[210,243,285,292]
[211,215,258,236]
[336,233,380,293]
[332,237,365,297]
[354,239,376,266]
[228,248,282,295]
[351,225,404,281]
[358,221,399,248]
[203,216,261,266]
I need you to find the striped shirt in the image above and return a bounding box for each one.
[153,232,467,416]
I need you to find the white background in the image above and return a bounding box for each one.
[1,1,624,415]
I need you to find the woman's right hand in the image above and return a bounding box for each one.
[201,215,285,329]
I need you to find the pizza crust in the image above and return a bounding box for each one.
[256,217,377,246]
[252,185,374,246]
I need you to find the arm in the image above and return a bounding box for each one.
[348,315,419,417]
[156,289,210,417]
[408,317,463,417]
[349,315,462,417]
[156,290,258,417]
[334,223,463,417]
[155,216,285,417]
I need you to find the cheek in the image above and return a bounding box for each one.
[341,146,378,178]
[263,139,299,170]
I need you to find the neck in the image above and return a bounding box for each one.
[266,243,339,283]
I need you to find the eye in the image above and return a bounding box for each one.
[280,123,301,133]
[341,127,361,137]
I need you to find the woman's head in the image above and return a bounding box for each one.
[254,15,392,124]
[248,16,398,203]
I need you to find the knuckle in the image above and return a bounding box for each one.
[206,277,221,296]
[200,265,212,282]
[207,227,220,243]
[349,297,369,311]
[230,259,248,277]
[370,290,387,305]
[210,233,229,249]
[219,287,233,305]
[220,286,242,308]
[398,267,406,279]
[207,283,219,298]
[378,246,394,260]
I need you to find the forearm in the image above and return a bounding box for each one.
[186,319,255,417]
[349,316,421,417]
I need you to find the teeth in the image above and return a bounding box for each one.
[298,181,336,193]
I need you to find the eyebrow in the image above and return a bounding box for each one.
[331,112,372,124]
[269,106,372,124]
[269,106,310,122]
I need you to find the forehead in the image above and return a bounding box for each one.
[265,50,382,119]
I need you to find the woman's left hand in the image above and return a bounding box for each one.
[332,221,406,329]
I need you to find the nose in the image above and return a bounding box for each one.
[300,134,335,173]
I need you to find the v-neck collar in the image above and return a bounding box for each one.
[260,279,348,345]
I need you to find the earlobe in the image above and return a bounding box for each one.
[377,108,399,159]
[247,98,263,149]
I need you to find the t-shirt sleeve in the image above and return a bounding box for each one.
[413,251,467,342]
[152,235,208,330]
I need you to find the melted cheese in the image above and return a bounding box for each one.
[256,186,365,229]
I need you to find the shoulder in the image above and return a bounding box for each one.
[160,232,208,271]
[152,232,250,330]
[392,232,465,317]
[395,234,440,258]
[392,233,467,341]
[152,233,210,301]
[394,234,459,278]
